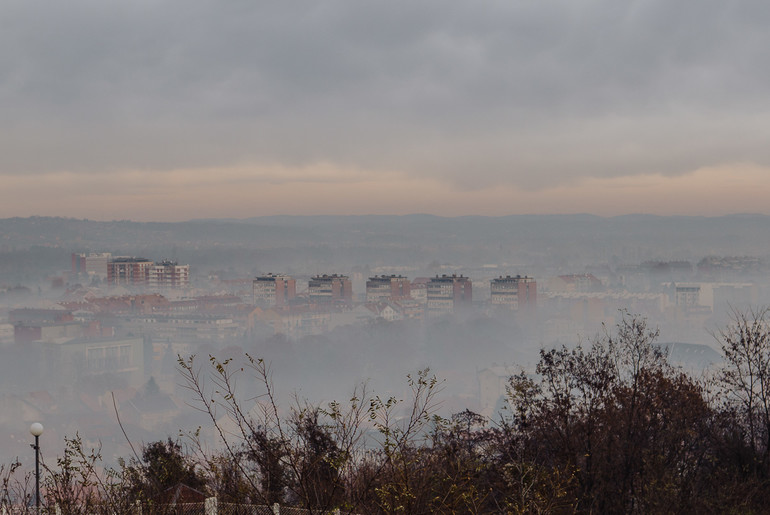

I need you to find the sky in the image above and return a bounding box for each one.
[2,0,769,221]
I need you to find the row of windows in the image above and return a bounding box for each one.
[86,344,133,371]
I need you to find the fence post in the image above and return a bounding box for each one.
[54,505,62,515]
[135,499,142,515]
[333,509,341,515]
[205,496,218,515]
[272,502,280,514]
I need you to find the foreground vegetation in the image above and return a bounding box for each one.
[5,309,770,514]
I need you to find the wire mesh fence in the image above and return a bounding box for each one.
[216,503,274,515]
[137,502,206,515]
[0,500,354,515]
[277,508,317,515]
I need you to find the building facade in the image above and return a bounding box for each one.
[548,273,603,293]
[308,274,353,304]
[37,336,145,388]
[253,274,296,307]
[426,274,472,317]
[107,257,154,286]
[148,261,190,289]
[490,275,537,310]
[107,258,189,289]
[365,275,411,302]
[71,252,112,278]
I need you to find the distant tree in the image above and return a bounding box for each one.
[124,438,206,501]
[143,376,160,397]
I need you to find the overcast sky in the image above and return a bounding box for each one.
[1,0,769,220]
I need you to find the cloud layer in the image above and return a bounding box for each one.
[1,0,769,217]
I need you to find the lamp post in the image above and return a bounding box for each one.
[29,422,43,511]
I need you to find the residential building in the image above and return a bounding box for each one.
[478,365,519,418]
[547,273,603,293]
[253,274,296,307]
[250,306,331,339]
[107,257,155,287]
[71,252,112,278]
[366,275,411,302]
[675,283,704,308]
[427,274,472,317]
[308,274,353,304]
[365,302,403,322]
[410,278,429,305]
[107,257,190,289]
[121,313,241,344]
[392,298,425,320]
[36,335,145,387]
[490,275,537,310]
[9,308,74,324]
[0,323,14,345]
[148,260,190,289]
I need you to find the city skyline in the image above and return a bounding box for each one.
[2,1,769,221]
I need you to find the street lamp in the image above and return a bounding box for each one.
[29,422,43,511]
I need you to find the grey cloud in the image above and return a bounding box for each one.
[1,0,769,187]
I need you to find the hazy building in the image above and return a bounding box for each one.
[543,291,668,319]
[308,274,353,304]
[9,308,74,324]
[107,258,189,289]
[547,273,603,293]
[122,313,241,343]
[251,306,331,339]
[490,275,537,310]
[427,274,472,317]
[675,283,705,309]
[366,275,411,302]
[107,257,155,287]
[660,342,723,372]
[37,335,145,388]
[14,321,84,344]
[392,298,425,319]
[71,252,112,278]
[0,323,14,345]
[410,278,429,305]
[253,274,296,307]
[712,282,759,313]
[478,365,519,418]
[149,260,190,290]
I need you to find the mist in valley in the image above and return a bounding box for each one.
[0,214,767,471]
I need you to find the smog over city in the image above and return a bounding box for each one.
[2,1,770,512]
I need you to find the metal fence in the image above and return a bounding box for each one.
[216,503,274,515]
[1,500,351,515]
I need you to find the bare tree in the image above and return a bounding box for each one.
[716,307,770,470]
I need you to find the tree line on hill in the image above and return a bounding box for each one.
[4,309,770,514]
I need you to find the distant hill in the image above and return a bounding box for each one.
[1,214,769,282]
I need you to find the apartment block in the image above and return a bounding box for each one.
[107,258,189,289]
[149,260,190,289]
[308,274,353,304]
[37,336,145,388]
[365,275,411,302]
[548,273,603,293]
[253,274,296,307]
[71,252,112,278]
[107,257,154,286]
[426,274,472,317]
[490,275,537,310]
